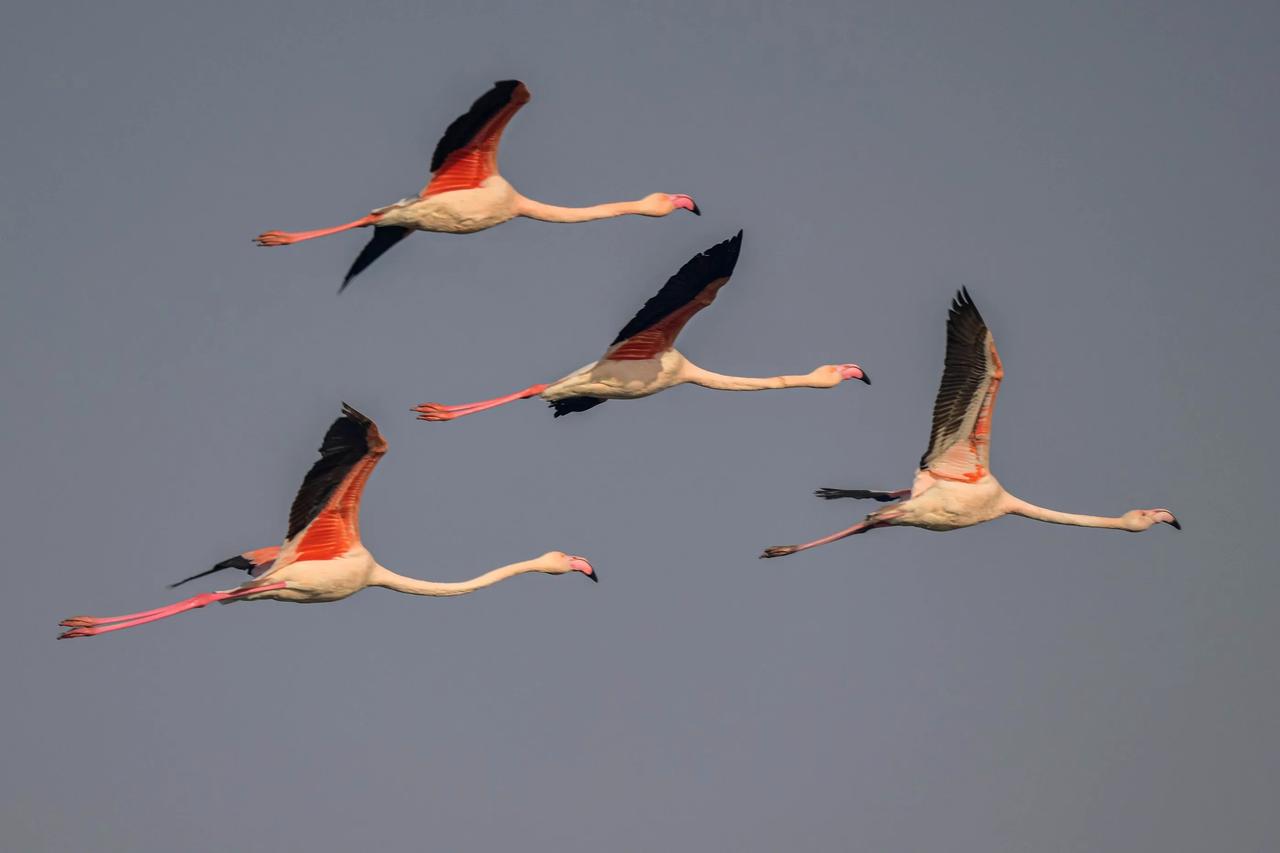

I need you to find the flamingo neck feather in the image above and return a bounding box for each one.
[1003,497,1129,529]
[370,560,543,597]
[515,196,654,223]
[680,364,815,391]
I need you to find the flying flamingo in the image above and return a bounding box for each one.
[413,231,869,422]
[58,404,596,639]
[253,79,700,290]
[760,289,1179,559]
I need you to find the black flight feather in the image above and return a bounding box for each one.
[168,555,254,589]
[340,226,412,292]
[286,404,373,541]
[610,231,743,346]
[430,80,524,173]
[550,396,608,418]
[920,287,992,470]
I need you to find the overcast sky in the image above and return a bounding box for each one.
[3,1,1277,851]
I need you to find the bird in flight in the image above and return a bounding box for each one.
[760,289,1179,558]
[254,80,700,291]
[413,231,869,422]
[58,404,596,639]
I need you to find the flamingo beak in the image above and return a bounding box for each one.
[1165,517,1181,530]
[669,195,700,216]
[569,556,597,581]
[840,365,870,384]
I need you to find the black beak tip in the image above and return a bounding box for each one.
[859,372,871,385]
[690,203,701,216]
[586,570,599,582]
[1168,518,1182,530]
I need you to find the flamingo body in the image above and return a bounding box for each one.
[59,404,596,639]
[244,550,376,603]
[374,176,519,234]
[760,289,1179,559]
[414,231,869,422]
[544,350,686,403]
[254,80,699,290]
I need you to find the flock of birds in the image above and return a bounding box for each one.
[58,80,1178,640]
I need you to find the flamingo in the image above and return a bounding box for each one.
[58,404,596,639]
[760,289,1179,559]
[253,80,700,290]
[413,231,869,422]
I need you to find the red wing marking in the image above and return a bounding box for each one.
[291,432,383,561]
[270,404,387,571]
[292,510,351,563]
[244,545,280,566]
[421,83,530,197]
[605,277,730,360]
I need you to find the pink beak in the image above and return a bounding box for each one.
[840,365,870,384]
[568,556,597,582]
[668,194,701,215]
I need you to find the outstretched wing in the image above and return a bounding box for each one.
[919,288,1004,482]
[169,546,281,589]
[420,80,530,198]
[549,395,608,418]
[340,226,412,292]
[269,403,389,569]
[603,231,743,361]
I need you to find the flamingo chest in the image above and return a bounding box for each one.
[377,179,518,234]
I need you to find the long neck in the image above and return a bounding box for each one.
[515,196,654,223]
[1003,496,1130,530]
[370,559,543,597]
[680,364,826,392]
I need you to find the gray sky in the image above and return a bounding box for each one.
[3,1,1277,851]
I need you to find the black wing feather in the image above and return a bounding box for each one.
[550,396,608,418]
[168,555,254,589]
[286,404,374,541]
[920,288,992,469]
[610,231,743,346]
[340,226,412,292]
[430,80,524,172]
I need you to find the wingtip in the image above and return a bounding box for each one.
[709,230,744,268]
[949,286,984,323]
[340,402,374,426]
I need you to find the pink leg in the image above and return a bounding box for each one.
[254,214,380,247]
[413,384,549,422]
[759,513,900,559]
[58,582,288,639]
[59,600,184,627]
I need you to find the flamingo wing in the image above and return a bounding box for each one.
[549,396,608,417]
[603,231,743,361]
[168,545,281,588]
[420,80,531,198]
[267,403,388,569]
[340,226,412,292]
[919,288,1005,482]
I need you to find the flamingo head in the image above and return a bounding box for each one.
[815,363,871,387]
[642,193,701,216]
[1121,508,1181,531]
[540,551,598,582]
